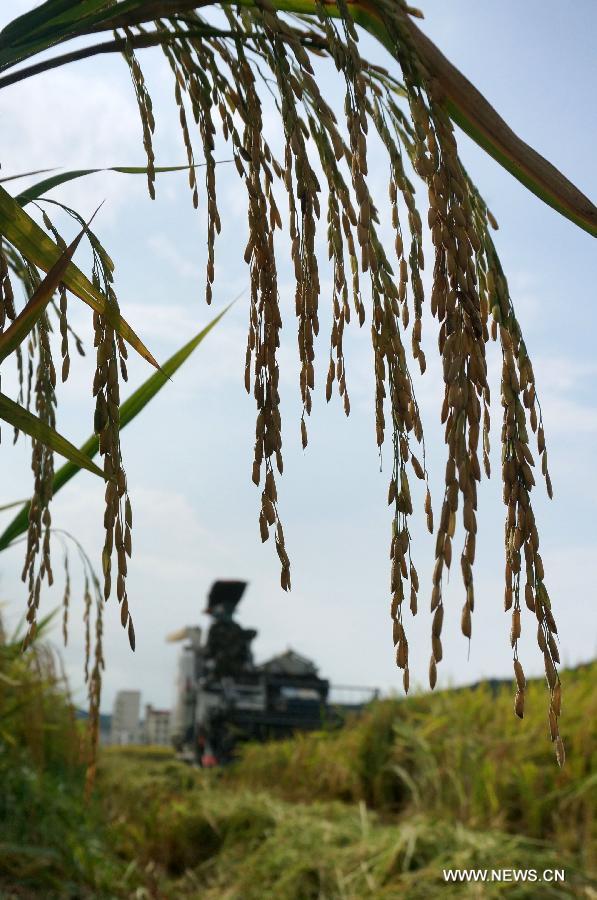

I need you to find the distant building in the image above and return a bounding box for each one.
[143,705,171,746]
[107,691,172,746]
[111,690,141,745]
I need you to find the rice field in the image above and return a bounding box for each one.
[0,631,594,898]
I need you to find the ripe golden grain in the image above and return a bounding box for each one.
[461,604,472,639]
[551,682,562,718]
[429,656,437,690]
[514,659,526,692]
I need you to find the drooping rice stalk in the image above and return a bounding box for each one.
[0,0,594,764]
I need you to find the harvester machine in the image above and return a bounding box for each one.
[168,580,378,765]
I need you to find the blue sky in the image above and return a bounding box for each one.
[1,2,595,716]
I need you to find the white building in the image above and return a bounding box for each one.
[111,690,141,745]
[143,705,171,746]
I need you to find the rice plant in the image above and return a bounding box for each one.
[0,1,595,765]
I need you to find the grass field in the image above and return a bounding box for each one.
[0,633,594,898]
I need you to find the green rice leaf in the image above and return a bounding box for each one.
[0,1,148,70]
[0,392,105,480]
[0,168,55,185]
[0,185,159,368]
[17,163,215,206]
[0,216,90,363]
[0,301,232,552]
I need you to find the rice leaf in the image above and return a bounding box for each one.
[298,0,597,238]
[0,392,105,479]
[0,168,55,184]
[0,0,112,49]
[0,185,159,368]
[402,14,597,238]
[0,0,145,70]
[0,499,28,512]
[0,301,232,552]
[0,215,92,363]
[17,163,216,206]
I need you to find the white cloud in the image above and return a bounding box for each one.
[2,65,146,221]
[535,355,597,393]
[531,355,597,434]
[147,236,202,281]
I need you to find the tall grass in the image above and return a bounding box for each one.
[0,614,123,896]
[0,614,78,770]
